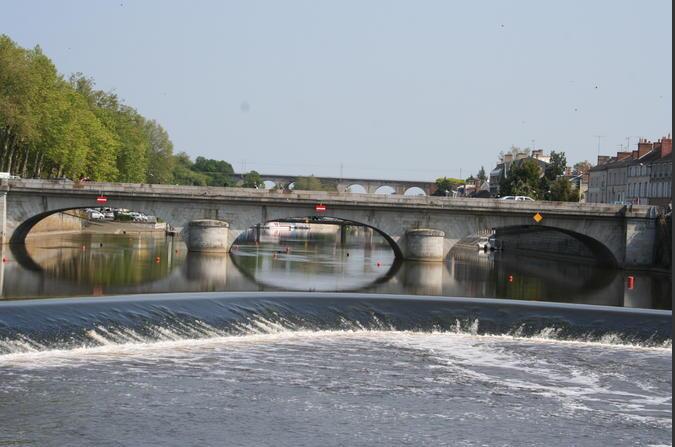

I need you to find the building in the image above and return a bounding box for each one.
[647,138,672,207]
[626,140,662,204]
[588,135,672,206]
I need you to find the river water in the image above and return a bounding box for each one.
[0,229,671,446]
[0,230,671,309]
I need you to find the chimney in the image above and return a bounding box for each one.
[660,136,672,158]
[637,140,653,158]
[597,155,610,165]
[616,151,632,161]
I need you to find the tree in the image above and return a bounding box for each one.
[192,156,234,186]
[242,170,263,188]
[477,166,487,182]
[549,177,579,202]
[545,151,567,180]
[573,160,592,175]
[144,120,175,184]
[294,175,325,191]
[0,35,237,186]
[499,159,541,199]
[172,152,209,186]
[432,177,463,196]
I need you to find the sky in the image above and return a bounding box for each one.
[1,0,672,181]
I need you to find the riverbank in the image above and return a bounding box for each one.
[27,220,168,239]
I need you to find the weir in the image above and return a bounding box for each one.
[0,293,671,355]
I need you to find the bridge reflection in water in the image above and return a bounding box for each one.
[0,230,671,310]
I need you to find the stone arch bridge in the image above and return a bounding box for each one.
[0,179,659,267]
[235,173,436,195]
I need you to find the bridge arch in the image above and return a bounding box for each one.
[9,206,173,246]
[374,185,396,195]
[232,215,404,260]
[345,184,367,194]
[460,224,619,266]
[404,187,427,196]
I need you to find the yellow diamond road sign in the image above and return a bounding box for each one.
[533,212,543,223]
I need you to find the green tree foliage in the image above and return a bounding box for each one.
[144,120,175,184]
[499,159,542,199]
[242,170,263,188]
[549,177,580,202]
[432,177,463,196]
[544,151,567,180]
[171,152,209,186]
[0,35,177,182]
[294,175,325,191]
[192,156,234,186]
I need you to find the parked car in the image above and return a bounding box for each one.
[88,210,105,220]
[498,196,535,201]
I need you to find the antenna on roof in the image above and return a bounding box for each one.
[593,135,605,157]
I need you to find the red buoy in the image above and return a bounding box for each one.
[627,276,635,290]
[155,256,161,264]
[508,275,514,283]
[2,257,7,263]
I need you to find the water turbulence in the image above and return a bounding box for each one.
[0,293,671,356]
[1,293,671,446]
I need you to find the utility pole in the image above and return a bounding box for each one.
[340,163,343,180]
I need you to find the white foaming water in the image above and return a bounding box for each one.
[0,316,671,445]
[0,316,670,366]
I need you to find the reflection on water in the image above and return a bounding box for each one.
[1,230,671,309]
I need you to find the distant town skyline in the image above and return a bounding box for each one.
[1,0,672,180]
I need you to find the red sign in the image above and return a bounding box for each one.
[315,204,327,212]
[96,195,108,204]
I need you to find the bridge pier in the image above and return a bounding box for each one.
[185,220,230,253]
[404,229,446,262]
[624,217,657,266]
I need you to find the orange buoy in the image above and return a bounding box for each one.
[155,256,161,263]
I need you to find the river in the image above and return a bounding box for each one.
[0,229,671,446]
[0,229,671,309]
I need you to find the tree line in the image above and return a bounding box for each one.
[0,35,255,187]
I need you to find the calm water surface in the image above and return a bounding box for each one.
[1,230,671,309]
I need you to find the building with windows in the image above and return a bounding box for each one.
[647,142,672,207]
[588,135,672,206]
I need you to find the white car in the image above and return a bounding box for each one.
[498,196,535,201]
[89,211,105,220]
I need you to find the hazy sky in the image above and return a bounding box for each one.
[1,0,672,180]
